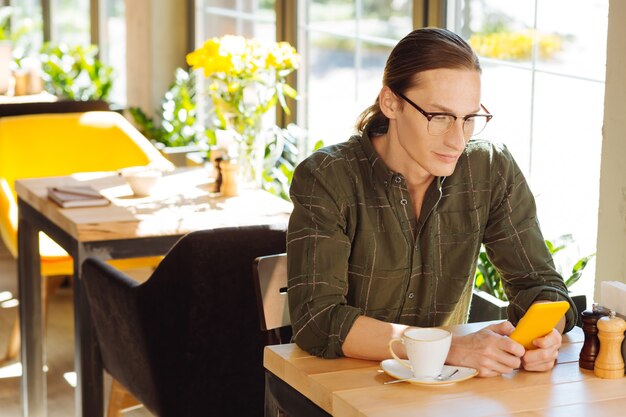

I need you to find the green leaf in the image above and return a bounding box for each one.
[564,253,595,288]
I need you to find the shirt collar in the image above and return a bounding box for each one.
[357,132,447,190]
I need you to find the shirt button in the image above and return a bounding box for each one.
[400,198,407,205]
[395,176,402,183]
[408,292,415,299]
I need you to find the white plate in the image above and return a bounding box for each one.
[380,359,478,386]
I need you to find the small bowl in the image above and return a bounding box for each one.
[119,166,162,196]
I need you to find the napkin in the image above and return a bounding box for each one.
[600,281,626,317]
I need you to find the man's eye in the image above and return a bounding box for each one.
[431,115,451,122]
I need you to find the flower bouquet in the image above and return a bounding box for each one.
[186,35,299,188]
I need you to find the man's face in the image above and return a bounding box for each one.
[393,68,482,177]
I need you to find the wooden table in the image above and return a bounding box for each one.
[264,323,626,417]
[16,169,292,417]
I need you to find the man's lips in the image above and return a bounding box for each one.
[433,152,461,163]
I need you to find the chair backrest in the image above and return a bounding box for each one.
[253,253,290,332]
[82,225,287,417]
[0,111,172,257]
[0,99,109,117]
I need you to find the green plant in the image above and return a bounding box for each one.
[129,68,204,148]
[262,124,323,201]
[0,7,11,41]
[474,236,596,302]
[39,43,113,101]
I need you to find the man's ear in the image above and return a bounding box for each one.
[379,86,399,119]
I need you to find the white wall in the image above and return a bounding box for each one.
[595,0,626,300]
[125,0,188,116]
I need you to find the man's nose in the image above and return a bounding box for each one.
[445,120,467,151]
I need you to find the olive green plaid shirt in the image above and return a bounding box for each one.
[287,133,576,358]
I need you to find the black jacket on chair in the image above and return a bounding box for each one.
[82,225,287,417]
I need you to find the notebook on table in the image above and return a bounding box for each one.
[47,186,110,208]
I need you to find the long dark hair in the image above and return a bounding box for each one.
[356,28,481,135]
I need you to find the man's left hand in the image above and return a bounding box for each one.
[520,328,562,372]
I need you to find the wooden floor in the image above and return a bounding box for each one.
[0,240,153,416]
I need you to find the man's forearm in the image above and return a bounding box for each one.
[342,315,411,361]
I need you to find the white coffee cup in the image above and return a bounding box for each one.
[388,327,452,378]
[119,166,162,196]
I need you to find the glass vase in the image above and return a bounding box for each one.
[231,115,265,190]
[237,135,265,189]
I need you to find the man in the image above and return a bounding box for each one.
[287,28,575,377]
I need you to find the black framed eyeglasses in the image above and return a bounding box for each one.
[396,92,493,138]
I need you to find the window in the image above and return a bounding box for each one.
[296,0,413,145]
[194,0,276,44]
[9,0,43,60]
[97,0,126,105]
[50,0,90,45]
[447,0,608,296]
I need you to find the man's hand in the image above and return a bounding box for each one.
[520,328,562,372]
[446,321,525,377]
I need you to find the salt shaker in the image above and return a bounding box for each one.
[594,311,626,379]
[579,306,610,370]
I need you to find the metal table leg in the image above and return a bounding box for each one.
[18,213,46,417]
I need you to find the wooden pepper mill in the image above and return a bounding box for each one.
[220,159,238,197]
[594,312,626,379]
[580,307,610,370]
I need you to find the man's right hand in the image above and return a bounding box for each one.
[446,321,525,377]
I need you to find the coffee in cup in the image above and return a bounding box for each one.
[388,327,452,378]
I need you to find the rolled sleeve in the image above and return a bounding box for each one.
[483,144,577,332]
[286,156,361,358]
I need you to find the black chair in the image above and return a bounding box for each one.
[82,225,287,417]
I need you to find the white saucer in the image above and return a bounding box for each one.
[380,359,478,386]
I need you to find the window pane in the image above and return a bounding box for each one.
[51,0,90,46]
[455,0,535,67]
[535,0,608,81]
[356,41,394,114]
[99,0,126,105]
[478,64,533,174]
[195,0,276,42]
[360,0,412,40]
[10,0,43,59]
[297,0,412,146]
[531,73,603,252]
[303,32,358,144]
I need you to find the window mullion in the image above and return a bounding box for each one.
[275,0,297,128]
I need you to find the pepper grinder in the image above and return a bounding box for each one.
[579,307,609,370]
[220,159,239,197]
[594,311,626,379]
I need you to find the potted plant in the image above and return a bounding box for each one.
[129,67,206,167]
[470,236,595,325]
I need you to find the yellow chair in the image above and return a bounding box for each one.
[0,111,174,364]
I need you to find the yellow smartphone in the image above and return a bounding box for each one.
[509,301,570,349]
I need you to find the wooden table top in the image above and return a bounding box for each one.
[15,168,292,242]
[264,323,626,417]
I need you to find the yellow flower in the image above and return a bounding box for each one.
[187,35,300,133]
[469,30,562,61]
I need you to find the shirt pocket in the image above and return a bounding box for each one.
[347,228,410,316]
[432,207,482,297]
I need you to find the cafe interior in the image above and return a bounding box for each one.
[0,1,625,416]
